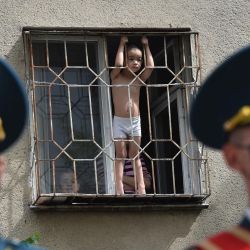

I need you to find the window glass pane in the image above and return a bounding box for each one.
[88,42,98,73]
[34,68,57,85]
[51,85,71,147]
[39,160,52,193]
[77,161,96,194]
[67,42,86,66]
[63,68,96,85]
[35,86,51,140]
[66,141,100,159]
[154,99,183,194]
[48,41,65,68]
[32,41,47,66]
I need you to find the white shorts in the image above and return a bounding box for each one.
[113,116,141,138]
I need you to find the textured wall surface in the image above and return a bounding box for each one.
[0,0,249,249]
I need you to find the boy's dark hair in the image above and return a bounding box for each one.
[126,43,142,52]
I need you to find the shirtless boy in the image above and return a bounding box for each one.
[110,36,154,195]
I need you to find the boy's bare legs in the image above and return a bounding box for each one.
[115,159,124,195]
[129,137,146,194]
[133,157,146,195]
[114,140,127,195]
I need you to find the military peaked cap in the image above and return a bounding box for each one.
[0,58,28,152]
[190,45,250,149]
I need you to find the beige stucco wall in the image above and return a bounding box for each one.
[0,0,249,249]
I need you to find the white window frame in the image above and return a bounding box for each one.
[29,35,115,198]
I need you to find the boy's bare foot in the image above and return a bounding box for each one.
[115,182,124,195]
[137,189,146,195]
[137,184,146,195]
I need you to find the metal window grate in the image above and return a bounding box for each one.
[23,28,210,209]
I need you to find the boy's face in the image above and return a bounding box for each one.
[127,48,143,73]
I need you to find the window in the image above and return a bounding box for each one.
[23,28,209,209]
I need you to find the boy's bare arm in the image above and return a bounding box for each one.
[140,36,154,82]
[110,36,128,81]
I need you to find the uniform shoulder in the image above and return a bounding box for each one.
[0,238,45,250]
[187,227,250,250]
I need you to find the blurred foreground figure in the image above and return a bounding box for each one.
[0,59,45,249]
[187,45,250,249]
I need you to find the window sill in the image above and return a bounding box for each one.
[30,194,209,211]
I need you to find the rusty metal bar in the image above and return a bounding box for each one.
[52,160,56,193]
[25,31,209,205]
[151,160,156,194]
[167,84,172,140]
[171,160,176,194]
[73,160,77,193]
